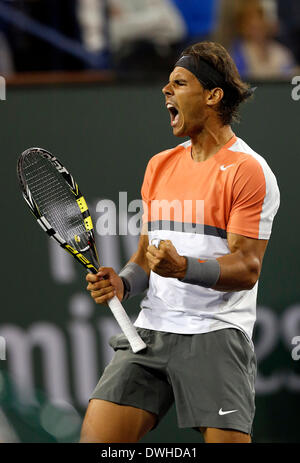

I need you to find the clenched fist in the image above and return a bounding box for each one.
[146,240,187,279]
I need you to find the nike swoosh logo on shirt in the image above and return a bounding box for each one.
[218,408,238,415]
[220,164,235,171]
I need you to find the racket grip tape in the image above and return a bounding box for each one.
[107,296,147,353]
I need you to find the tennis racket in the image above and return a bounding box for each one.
[17,147,146,353]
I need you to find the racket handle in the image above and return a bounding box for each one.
[107,296,147,353]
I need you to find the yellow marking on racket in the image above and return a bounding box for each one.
[65,244,78,255]
[65,244,96,270]
[84,216,93,231]
[71,183,79,196]
[75,235,81,243]
[77,196,88,213]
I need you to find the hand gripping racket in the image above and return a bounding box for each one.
[17,147,146,353]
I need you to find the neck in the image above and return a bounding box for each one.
[190,123,234,162]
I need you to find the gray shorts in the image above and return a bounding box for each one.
[90,327,256,435]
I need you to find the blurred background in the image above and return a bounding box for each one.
[0,0,299,443]
[0,0,300,79]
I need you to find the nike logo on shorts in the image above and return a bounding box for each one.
[218,408,238,415]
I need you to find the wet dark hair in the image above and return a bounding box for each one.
[180,41,252,125]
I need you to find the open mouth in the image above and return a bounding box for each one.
[166,104,179,127]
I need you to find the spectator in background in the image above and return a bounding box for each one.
[78,0,219,73]
[107,0,220,71]
[77,0,108,55]
[78,0,186,73]
[77,0,110,69]
[109,0,185,50]
[215,0,295,79]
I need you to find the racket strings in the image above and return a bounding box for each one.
[22,153,88,251]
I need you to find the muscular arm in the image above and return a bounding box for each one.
[87,229,267,303]
[146,232,269,292]
[212,233,268,291]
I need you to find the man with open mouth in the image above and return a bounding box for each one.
[82,41,280,444]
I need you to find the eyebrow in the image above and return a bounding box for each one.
[169,75,187,83]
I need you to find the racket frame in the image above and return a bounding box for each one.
[17,147,147,353]
[17,147,100,273]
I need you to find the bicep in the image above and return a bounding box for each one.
[213,232,269,291]
[227,232,268,266]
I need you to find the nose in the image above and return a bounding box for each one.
[162,82,173,96]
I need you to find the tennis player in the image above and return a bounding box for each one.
[81,41,280,443]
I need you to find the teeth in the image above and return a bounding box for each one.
[166,103,179,126]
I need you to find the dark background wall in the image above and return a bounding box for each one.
[0,81,299,442]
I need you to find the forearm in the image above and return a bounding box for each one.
[217,249,261,290]
[183,251,261,292]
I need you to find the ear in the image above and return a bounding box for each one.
[206,87,224,106]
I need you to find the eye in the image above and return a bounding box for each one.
[175,80,185,86]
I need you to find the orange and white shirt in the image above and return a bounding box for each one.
[134,135,280,342]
